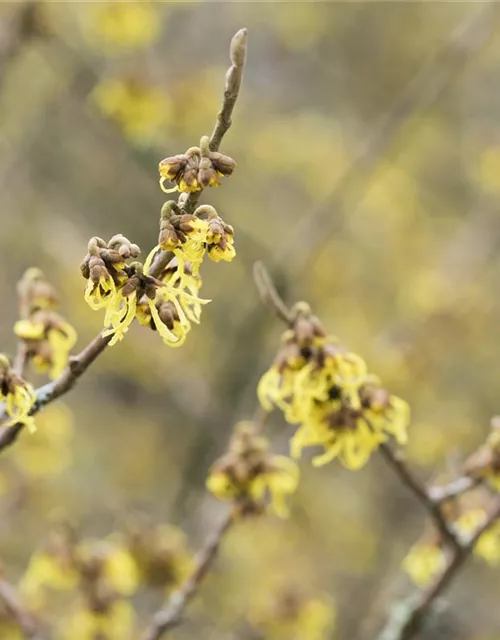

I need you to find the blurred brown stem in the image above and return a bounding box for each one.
[142,509,234,640]
[0,27,248,454]
[0,577,42,640]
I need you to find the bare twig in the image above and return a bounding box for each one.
[0,577,41,640]
[0,28,248,454]
[142,510,234,640]
[377,442,458,548]
[150,27,248,281]
[378,499,500,640]
[427,475,480,504]
[253,262,293,326]
[12,343,29,378]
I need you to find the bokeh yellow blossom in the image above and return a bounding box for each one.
[402,539,446,587]
[91,78,172,145]
[83,2,160,53]
[207,421,299,517]
[251,589,336,640]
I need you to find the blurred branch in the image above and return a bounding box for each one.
[0,576,42,640]
[378,499,500,640]
[427,475,481,503]
[142,509,234,640]
[0,27,248,454]
[12,343,28,378]
[377,442,458,548]
[254,261,293,326]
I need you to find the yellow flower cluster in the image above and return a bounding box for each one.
[207,421,299,518]
[14,268,77,380]
[159,136,236,193]
[81,144,236,348]
[251,589,335,640]
[402,537,446,587]
[0,355,36,430]
[258,303,410,470]
[19,520,193,639]
[125,521,193,592]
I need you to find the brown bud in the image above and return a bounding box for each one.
[209,152,237,175]
[159,155,187,179]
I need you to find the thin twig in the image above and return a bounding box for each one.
[0,28,248,454]
[253,262,293,326]
[12,343,29,378]
[427,475,480,504]
[378,499,500,640]
[142,510,234,640]
[149,27,248,282]
[377,442,458,548]
[0,577,41,640]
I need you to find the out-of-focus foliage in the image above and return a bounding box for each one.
[1,1,500,638]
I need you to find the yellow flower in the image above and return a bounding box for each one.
[207,422,299,517]
[0,355,36,430]
[127,523,193,591]
[14,316,77,380]
[252,591,336,640]
[136,295,189,348]
[158,141,236,194]
[475,520,500,565]
[84,272,117,311]
[78,540,139,597]
[20,550,78,610]
[102,289,138,346]
[257,365,300,415]
[402,541,446,587]
[63,601,135,640]
[138,253,210,347]
[85,1,159,53]
[290,404,383,470]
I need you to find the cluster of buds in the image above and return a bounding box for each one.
[14,269,77,380]
[0,354,36,430]
[463,417,500,491]
[20,525,138,637]
[206,421,299,518]
[125,520,192,591]
[80,235,140,311]
[159,135,236,193]
[81,235,166,346]
[258,302,410,470]
[403,495,500,587]
[250,588,335,640]
[154,201,235,274]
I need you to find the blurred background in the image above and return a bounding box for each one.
[1,1,500,638]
